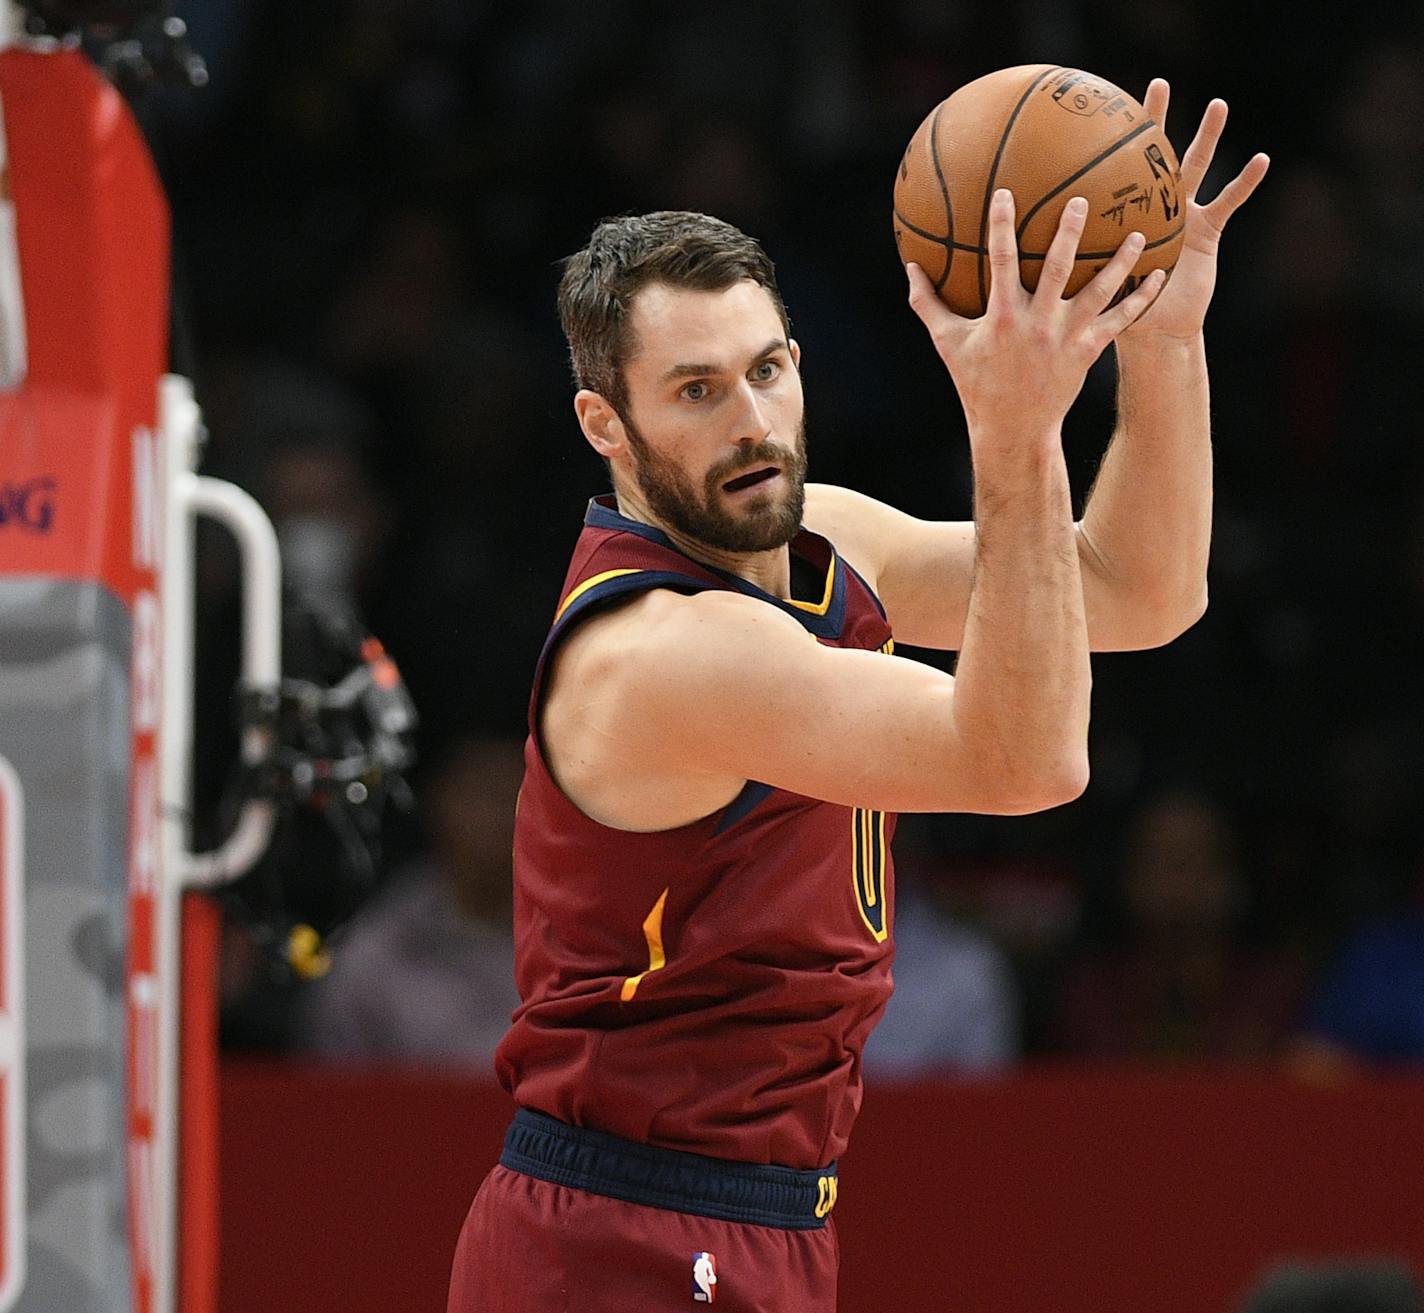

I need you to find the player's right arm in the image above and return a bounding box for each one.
[554,501,1084,819]
[545,192,1161,824]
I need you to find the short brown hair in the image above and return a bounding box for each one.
[557,211,789,415]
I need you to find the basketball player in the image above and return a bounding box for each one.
[447,84,1266,1313]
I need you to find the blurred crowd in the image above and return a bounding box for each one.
[133,0,1424,1073]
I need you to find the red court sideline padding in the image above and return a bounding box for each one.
[219,1061,1424,1313]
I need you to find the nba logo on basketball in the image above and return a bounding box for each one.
[692,1251,718,1302]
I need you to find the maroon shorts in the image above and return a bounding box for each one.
[447,1110,841,1313]
[447,1166,838,1313]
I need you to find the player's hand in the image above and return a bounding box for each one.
[1118,80,1270,344]
[906,188,1165,452]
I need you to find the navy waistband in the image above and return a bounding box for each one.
[499,1109,839,1230]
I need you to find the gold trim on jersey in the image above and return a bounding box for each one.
[620,887,670,1002]
[555,568,645,623]
[784,551,837,616]
[852,807,889,942]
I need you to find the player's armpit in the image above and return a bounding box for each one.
[582,587,1084,817]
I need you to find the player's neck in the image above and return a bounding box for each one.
[611,490,792,598]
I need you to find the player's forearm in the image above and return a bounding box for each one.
[1078,333,1212,646]
[949,435,1091,812]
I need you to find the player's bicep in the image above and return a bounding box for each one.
[628,592,990,813]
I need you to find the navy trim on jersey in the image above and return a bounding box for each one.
[583,497,851,639]
[714,781,775,836]
[551,569,709,637]
[501,1108,838,1230]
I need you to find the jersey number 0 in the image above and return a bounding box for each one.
[851,808,888,942]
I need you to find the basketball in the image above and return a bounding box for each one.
[894,65,1185,317]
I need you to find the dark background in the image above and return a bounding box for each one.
[128,0,1424,1063]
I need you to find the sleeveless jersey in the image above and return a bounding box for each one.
[494,496,897,1170]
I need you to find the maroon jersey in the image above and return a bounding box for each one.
[495,496,897,1170]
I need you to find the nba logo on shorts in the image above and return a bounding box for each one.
[692,1251,718,1302]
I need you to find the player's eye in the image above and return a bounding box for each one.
[681,381,709,402]
[751,360,780,382]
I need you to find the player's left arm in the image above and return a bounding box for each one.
[803,482,1172,652]
[1077,80,1269,647]
[808,83,1270,653]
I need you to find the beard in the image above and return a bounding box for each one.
[621,413,808,554]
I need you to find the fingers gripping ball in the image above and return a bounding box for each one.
[894,65,1184,316]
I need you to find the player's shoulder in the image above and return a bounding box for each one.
[557,583,808,683]
[803,483,900,582]
[803,481,885,525]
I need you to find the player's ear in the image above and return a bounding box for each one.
[574,390,627,459]
[788,338,802,370]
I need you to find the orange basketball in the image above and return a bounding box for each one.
[893,65,1184,317]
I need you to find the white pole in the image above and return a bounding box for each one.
[0,4,23,51]
[155,374,283,1313]
[154,375,199,1313]
[0,757,25,1313]
[0,6,27,390]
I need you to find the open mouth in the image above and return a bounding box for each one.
[722,466,780,494]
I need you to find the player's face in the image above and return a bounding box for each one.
[618,280,807,553]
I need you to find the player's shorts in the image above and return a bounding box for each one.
[446,1109,840,1313]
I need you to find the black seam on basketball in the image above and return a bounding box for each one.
[1014,118,1158,242]
[895,210,946,244]
[1040,223,1184,261]
[978,65,1065,310]
[927,101,954,292]
[896,208,984,256]
[946,224,1184,260]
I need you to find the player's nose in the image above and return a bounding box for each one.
[730,380,773,445]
